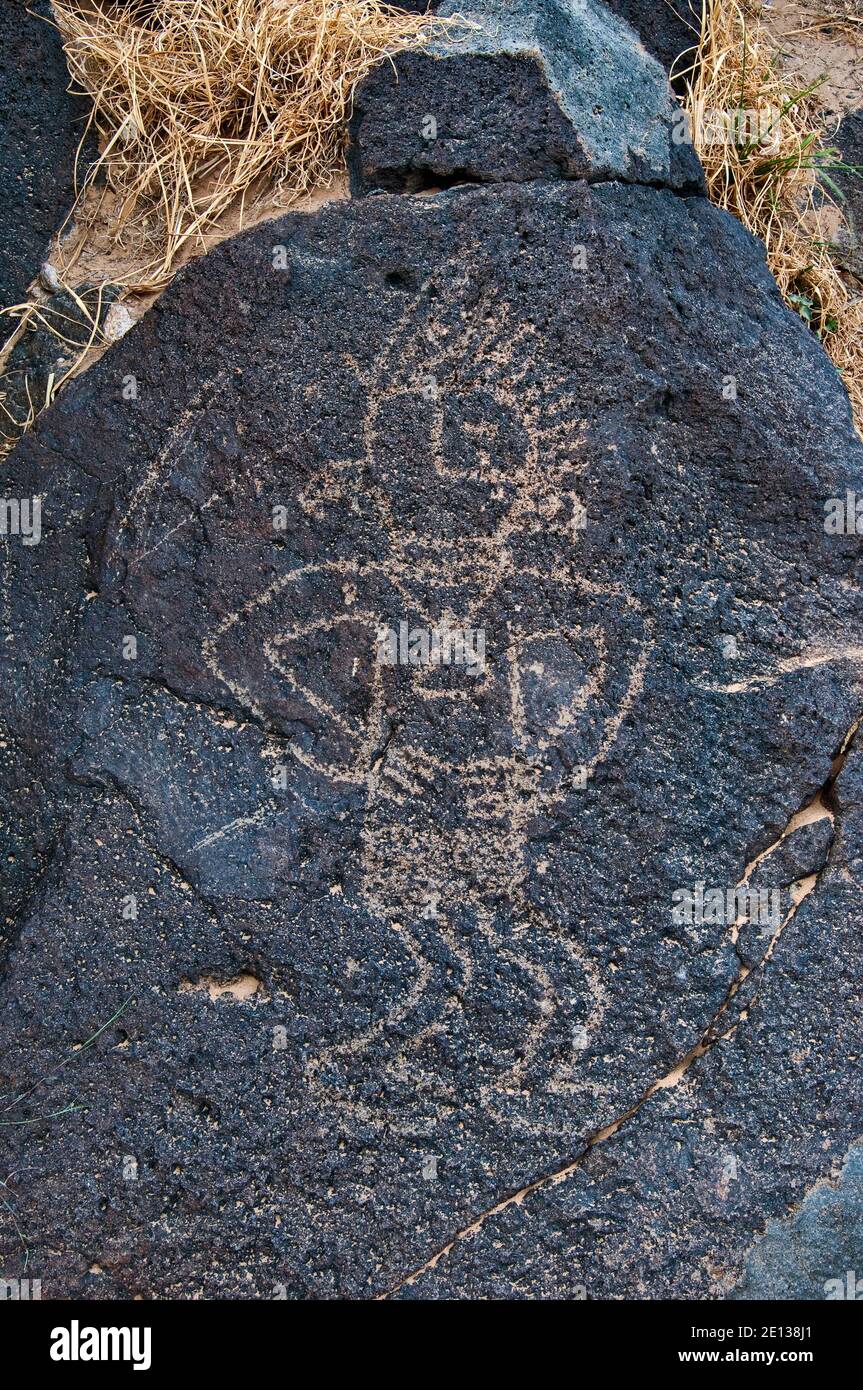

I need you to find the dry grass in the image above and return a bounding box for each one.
[679,0,863,428]
[51,0,445,290]
[0,0,441,453]
[0,282,117,457]
[9,0,862,448]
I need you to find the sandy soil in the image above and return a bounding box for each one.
[765,0,863,116]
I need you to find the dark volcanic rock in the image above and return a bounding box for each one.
[749,815,834,890]
[392,742,863,1299]
[349,0,704,193]
[731,1140,863,1301]
[0,178,862,1298]
[834,113,863,280]
[835,112,863,221]
[603,0,700,81]
[0,0,88,310]
[737,812,835,966]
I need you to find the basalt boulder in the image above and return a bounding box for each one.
[0,168,862,1297]
[603,0,700,83]
[0,0,90,311]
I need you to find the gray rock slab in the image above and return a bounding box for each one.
[349,0,703,192]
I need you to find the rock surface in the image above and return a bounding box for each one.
[349,0,703,193]
[603,0,700,81]
[0,0,88,311]
[392,749,863,1297]
[732,1139,863,1301]
[0,283,119,451]
[749,815,833,889]
[834,112,863,280]
[1,165,862,1296]
[392,0,701,81]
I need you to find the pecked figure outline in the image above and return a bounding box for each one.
[195,263,654,1128]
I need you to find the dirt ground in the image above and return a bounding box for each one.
[766,0,863,116]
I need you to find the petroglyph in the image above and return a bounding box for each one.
[696,646,863,694]
[117,369,230,563]
[4,163,863,1298]
[197,262,651,1125]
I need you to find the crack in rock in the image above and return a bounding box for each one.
[377,720,861,1298]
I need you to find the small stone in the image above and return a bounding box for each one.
[102,303,135,342]
[39,261,62,294]
[718,633,739,659]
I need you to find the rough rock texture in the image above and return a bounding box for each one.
[749,816,834,890]
[731,1141,863,1301]
[398,0,701,85]
[349,0,703,193]
[603,0,699,82]
[1,171,862,1297]
[391,744,863,1298]
[834,113,863,280]
[392,805,863,1296]
[0,0,87,311]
